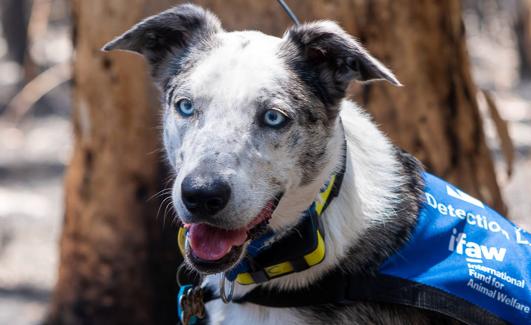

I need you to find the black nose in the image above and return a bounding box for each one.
[181,173,231,216]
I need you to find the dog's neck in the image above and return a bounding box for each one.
[204,100,408,295]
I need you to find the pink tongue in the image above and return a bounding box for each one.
[189,224,247,261]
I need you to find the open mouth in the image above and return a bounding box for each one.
[183,195,282,273]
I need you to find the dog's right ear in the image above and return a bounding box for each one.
[102,4,222,82]
[281,21,400,107]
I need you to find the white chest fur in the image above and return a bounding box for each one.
[205,300,302,325]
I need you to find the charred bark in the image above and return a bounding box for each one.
[516,0,531,78]
[0,0,30,64]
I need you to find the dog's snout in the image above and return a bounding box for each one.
[181,173,231,216]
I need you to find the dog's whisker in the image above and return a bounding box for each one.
[155,196,173,222]
[148,188,172,202]
[146,147,164,156]
[162,198,176,228]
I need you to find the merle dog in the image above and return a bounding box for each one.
[104,4,464,324]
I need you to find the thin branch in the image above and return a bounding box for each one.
[482,90,515,178]
[5,62,72,124]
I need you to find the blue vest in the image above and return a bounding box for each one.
[380,173,531,324]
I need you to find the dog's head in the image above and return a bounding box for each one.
[104,4,399,274]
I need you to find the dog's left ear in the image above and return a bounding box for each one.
[281,21,401,105]
[102,4,222,82]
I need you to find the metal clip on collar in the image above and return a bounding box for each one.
[220,273,235,303]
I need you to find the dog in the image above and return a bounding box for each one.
[104,5,530,325]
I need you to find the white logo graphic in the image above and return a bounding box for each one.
[449,229,506,262]
[446,185,484,208]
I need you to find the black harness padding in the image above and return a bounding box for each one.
[234,269,507,325]
[242,207,321,280]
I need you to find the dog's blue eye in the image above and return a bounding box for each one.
[262,109,287,128]
[176,98,194,117]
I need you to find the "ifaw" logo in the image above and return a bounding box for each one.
[448,229,507,262]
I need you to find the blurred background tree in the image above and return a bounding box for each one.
[0,0,30,65]
[44,2,178,325]
[1,0,529,324]
[516,0,531,77]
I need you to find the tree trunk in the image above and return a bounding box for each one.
[48,1,506,324]
[0,0,30,65]
[516,0,531,78]
[196,0,506,214]
[46,1,178,325]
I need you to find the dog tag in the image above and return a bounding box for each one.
[178,285,205,325]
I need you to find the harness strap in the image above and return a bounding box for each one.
[235,271,507,325]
